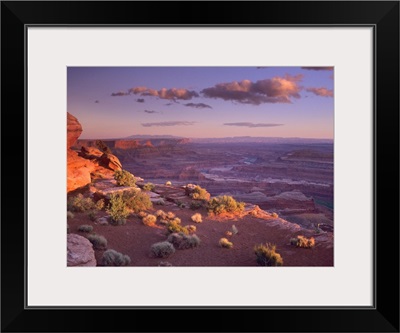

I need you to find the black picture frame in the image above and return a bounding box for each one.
[1,1,399,332]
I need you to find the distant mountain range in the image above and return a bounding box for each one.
[125,135,333,144]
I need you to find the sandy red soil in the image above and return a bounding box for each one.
[67,196,333,267]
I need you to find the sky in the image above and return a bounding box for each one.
[67,66,334,139]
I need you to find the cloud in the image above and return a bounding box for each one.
[201,74,303,105]
[144,110,160,114]
[184,102,212,109]
[306,87,334,97]
[224,122,284,128]
[142,121,197,127]
[111,91,129,96]
[301,67,333,71]
[128,86,199,100]
[94,100,99,103]
[136,98,145,103]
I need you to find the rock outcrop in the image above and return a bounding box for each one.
[98,153,122,171]
[67,113,95,192]
[67,113,83,149]
[67,233,97,266]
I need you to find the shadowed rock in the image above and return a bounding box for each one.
[67,234,96,266]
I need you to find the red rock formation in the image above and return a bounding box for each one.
[67,113,83,149]
[114,140,140,149]
[67,113,95,192]
[98,153,122,171]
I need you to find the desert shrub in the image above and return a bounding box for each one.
[190,201,203,210]
[87,210,97,221]
[142,214,157,226]
[102,249,131,266]
[114,170,136,187]
[143,182,155,191]
[207,195,245,215]
[165,181,172,186]
[68,194,95,212]
[122,190,153,213]
[290,235,316,249]
[137,211,147,218]
[106,193,129,225]
[186,225,197,234]
[159,219,169,225]
[254,243,283,266]
[67,211,75,219]
[150,241,175,258]
[87,234,108,250]
[155,210,166,219]
[191,213,202,223]
[167,232,201,250]
[232,224,238,235]
[189,185,210,201]
[158,261,172,266]
[166,211,176,220]
[78,224,93,233]
[155,198,165,205]
[166,220,189,234]
[95,199,105,210]
[176,200,186,208]
[271,212,279,218]
[219,238,233,249]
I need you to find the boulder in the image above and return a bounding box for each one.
[67,233,97,266]
[79,146,104,159]
[98,153,122,171]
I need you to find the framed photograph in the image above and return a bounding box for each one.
[2,1,399,332]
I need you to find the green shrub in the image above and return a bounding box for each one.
[254,243,283,266]
[143,182,155,191]
[106,193,129,225]
[150,241,175,258]
[207,195,245,215]
[189,185,210,201]
[142,214,157,226]
[87,234,108,250]
[78,224,93,233]
[159,219,169,225]
[166,220,189,234]
[87,210,97,221]
[122,190,153,212]
[95,199,105,210]
[190,201,203,210]
[290,235,316,248]
[67,211,75,219]
[191,213,202,223]
[271,212,279,218]
[102,249,131,266]
[114,170,136,187]
[219,238,233,249]
[165,181,172,186]
[67,194,95,212]
[167,232,201,250]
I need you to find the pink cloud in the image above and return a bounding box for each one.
[306,87,334,97]
[201,74,303,105]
